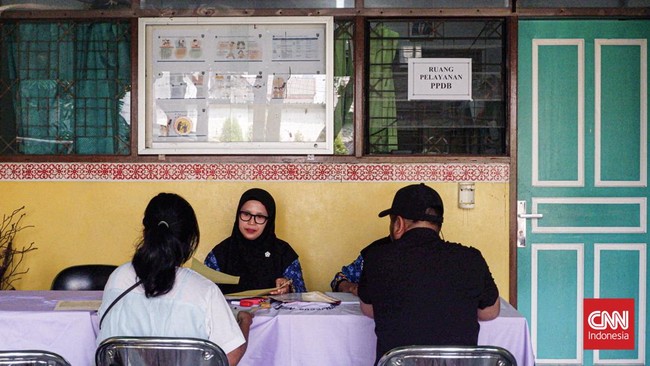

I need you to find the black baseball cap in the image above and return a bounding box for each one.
[378,183,444,224]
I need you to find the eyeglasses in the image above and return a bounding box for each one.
[239,210,268,225]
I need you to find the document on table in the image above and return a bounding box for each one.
[54,300,102,311]
[189,257,240,285]
[325,292,360,304]
[226,279,293,297]
[226,284,286,297]
[226,288,277,297]
[269,291,342,304]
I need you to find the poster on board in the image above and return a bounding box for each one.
[139,17,334,155]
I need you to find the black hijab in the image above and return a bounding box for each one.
[211,188,298,294]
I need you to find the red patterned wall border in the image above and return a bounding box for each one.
[0,162,509,182]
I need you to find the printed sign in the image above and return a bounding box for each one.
[407,58,472,100]
[584,298,635,350]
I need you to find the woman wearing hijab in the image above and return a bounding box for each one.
[205,188,307,294]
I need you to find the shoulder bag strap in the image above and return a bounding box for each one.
[99,279,143,329]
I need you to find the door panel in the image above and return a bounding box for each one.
[596,39,647,187]
[533,245,582,360]
[535,40,583,184]
[517,20,649,365]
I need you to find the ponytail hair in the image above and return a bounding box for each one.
[133,193,200,297]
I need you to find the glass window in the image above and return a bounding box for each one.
[366,19,506,155]
[140,0,354,9]
[0,21,131,155]
[138,17,333,155]
[365,0,509,8]
[0,0,130,10]
[518,0,650,7]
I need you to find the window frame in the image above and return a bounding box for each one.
[364,18,508,156]
[0,3,647,163]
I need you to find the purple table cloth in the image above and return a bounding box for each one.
[238,296,535,366]
[0,290,102,366]
[0,291,534,366]
[479,297,535,366]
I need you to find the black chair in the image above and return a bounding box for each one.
[95,337,229,366]
[0,350,71,365]
[377,345,517,366]
[50,264,117,290]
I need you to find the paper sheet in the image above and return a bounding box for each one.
[325,292,360,304]
[54,300,102,311]
[189,257,240,285]
[269,291,341,305]
[226,279,293,297]
[274,301,336,310]
[226,286,280,297]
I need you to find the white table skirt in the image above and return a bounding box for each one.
[0,291,101,366]
[0,291,534,366]
[240,303,378,366]
[479,298,536,366]
[239,296,535,366]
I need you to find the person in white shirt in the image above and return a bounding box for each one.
[97,192,252,366]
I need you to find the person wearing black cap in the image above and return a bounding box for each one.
[357,183,500,365]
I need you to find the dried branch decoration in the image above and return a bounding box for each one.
[0,206,37,290]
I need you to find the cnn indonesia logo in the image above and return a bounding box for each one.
[584,298,635,350]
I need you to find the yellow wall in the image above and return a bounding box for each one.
[0,180,510,297]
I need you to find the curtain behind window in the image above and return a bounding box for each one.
[333,20,354,155]
[368,23,398,154]
[4,21,130,155]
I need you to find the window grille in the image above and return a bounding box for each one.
[367,19,506,155]
[0,21,131,155]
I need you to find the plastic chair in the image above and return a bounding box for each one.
[50,264,117,290]
[95,336,229,366]
[0,350,71,365]
[377,345,517,366]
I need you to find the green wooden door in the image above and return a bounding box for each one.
[517,20,649,364]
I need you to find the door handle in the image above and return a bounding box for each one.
[517,200,543,248]
[518,213,543,219]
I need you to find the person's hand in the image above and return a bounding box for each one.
[338,281,358,296]
[270,277,292,295]
[237,310,254,327]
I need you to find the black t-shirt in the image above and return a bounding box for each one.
[358,228,499,364]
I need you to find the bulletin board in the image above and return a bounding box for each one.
[137,17,334,155]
